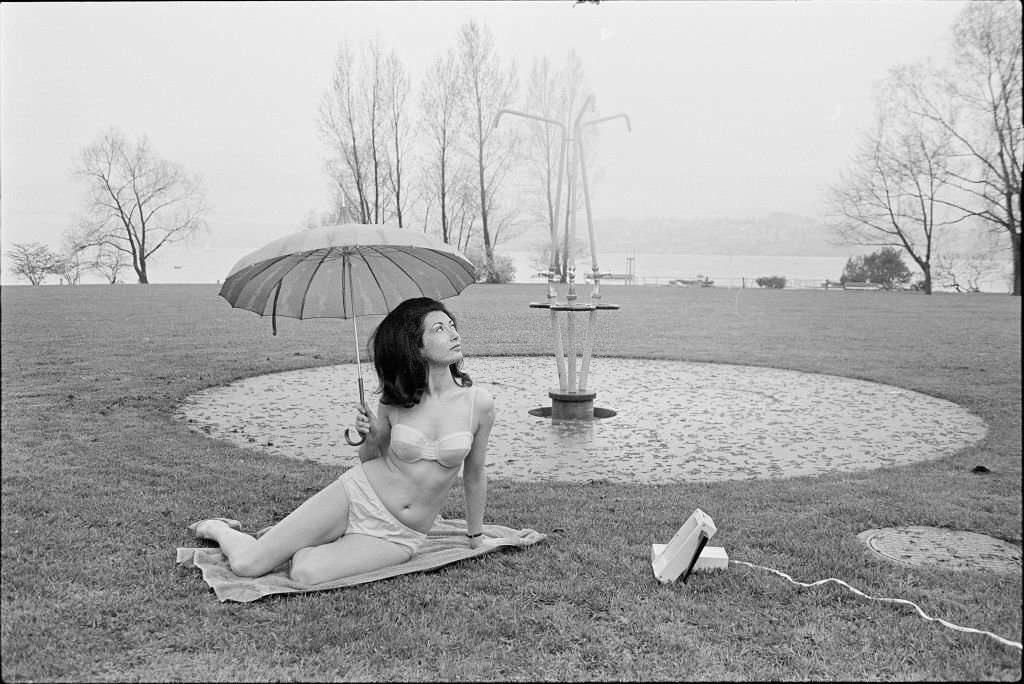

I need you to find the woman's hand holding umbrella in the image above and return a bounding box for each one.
[349,403,376,448]
[343,371,368,446]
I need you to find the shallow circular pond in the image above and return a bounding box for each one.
[175,356,988,483]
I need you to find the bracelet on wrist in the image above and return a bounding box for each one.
[466,532,483,539]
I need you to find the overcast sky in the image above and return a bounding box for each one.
[1,1,970,284]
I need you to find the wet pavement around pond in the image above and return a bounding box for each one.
[175,356,988,484]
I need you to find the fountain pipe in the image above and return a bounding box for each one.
[569,98,594,280]
[551,134,568,298]
[583,113,632,132]
[575,127,599,298]
[578,112,631,299]
[550,309,567,391]
[566,306,577,391]
[563,137,577,301]
[578,308,597,391]
[494,108,566,300]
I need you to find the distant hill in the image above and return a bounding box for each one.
[587,213,854,256]
[506,212,860,256]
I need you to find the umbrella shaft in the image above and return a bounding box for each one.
[352,315,365,407]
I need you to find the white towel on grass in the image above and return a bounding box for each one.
[176,517,546,603]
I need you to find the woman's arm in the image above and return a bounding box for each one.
[462,388,495,548]
[356,401,392,463]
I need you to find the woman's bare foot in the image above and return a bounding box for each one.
[187,518,242,540]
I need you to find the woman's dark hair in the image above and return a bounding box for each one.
[370,297,472,407]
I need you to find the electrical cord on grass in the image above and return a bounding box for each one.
[730,559,1022,651]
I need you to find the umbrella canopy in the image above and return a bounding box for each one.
[218,223,477,445]
[219,223,477,323]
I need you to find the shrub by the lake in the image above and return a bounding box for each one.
[756,275,787,288]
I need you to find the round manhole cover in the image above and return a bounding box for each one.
[858,526,1022,573]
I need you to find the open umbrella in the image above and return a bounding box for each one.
[219,223,477,445]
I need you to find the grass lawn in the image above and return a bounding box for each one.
[1,282,1021,681]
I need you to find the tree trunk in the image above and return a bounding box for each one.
[1011,229,1022,296]
[439,153,449,243]
[136,257,149,284]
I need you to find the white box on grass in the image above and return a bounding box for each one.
[651,509,728,583]
[651,544,729,571]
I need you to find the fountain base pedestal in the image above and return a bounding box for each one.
[549,390,598,421]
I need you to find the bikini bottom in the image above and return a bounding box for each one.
[338,465,428,556]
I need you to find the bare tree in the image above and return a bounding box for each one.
[894,2,1022,295]
[420,162,479,251]
[457,20,519,282]
[319,39,392,225]
[827,73,969,294]
[321,42,368,223]
[934,250,1005,292]
[450,178,480,253]
[71,129,208,284]
[57,232,91,285]
[365,39,390,224]
[382,48,412,228]
[61,225,129,284]
[50,258,79,286]
[522,56,562,264]
[421,48,468,244]
[89,243,130,284]
[6,242,60,285]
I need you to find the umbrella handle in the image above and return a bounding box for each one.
[344,427,365,446]
[344,376,367,446]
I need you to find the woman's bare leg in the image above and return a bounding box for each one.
[193,477,352,578]
[289,533,411,585]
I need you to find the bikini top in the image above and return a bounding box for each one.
[389,387,476,469]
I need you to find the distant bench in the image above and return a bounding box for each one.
[824,280,883,290]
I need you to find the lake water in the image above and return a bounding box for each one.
[142,248,861,288]
[30,243,1011,293]
[504,251,852,287]
[504,250,1014,292]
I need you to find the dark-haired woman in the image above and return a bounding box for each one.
[188,297,495,585]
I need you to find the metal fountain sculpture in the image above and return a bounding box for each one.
[495,96,631,420]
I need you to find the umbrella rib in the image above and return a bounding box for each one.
[227,255,293,307]
[342,250,349,319]
[372,245,431,303]
[399,246,469,291]
[234,255,289,283]
[298,248,333,320]
[357,246,400,309]
[442,249,477,283]
[225,253,313,317]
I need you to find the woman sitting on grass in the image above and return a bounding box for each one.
[189,297,495,585]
